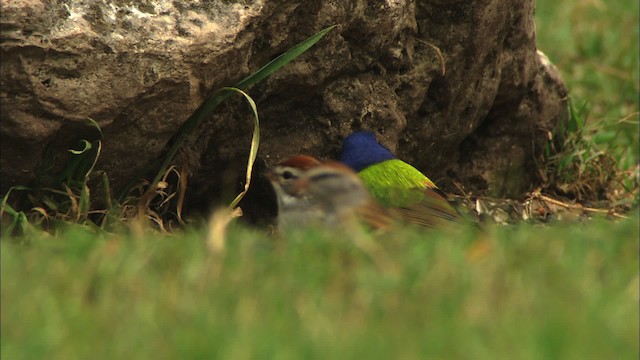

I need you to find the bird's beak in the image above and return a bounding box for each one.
[264,168,278,182]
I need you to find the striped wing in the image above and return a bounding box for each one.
[393,187,462,228]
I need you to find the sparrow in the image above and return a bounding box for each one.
[267,156,394,230]
[266,155,324,230]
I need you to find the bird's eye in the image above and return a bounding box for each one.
[282,171,296,180]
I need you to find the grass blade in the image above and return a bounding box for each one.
[141,25,336,200]
[234,25,337,89]
[1,186,32,219]
[224,87,260,210]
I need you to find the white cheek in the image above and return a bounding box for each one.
[279,193,300,207]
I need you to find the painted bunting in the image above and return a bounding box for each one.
[340,131,461,227]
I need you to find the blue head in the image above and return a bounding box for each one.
[339,131,396,171]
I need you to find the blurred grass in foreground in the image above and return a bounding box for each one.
[2,216,638,360]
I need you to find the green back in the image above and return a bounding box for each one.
[358,159,436,207]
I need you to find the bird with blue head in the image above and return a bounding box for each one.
[340,131,461,228]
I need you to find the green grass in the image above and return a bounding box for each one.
[536,0,639,170]
[2,217,638,359]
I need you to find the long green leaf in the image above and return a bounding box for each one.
[1,186,32,219]
[234,25,337,89]
[223,87,260,210]
[57,118,104,185]
[68,140,92,155]
[86,117,104,138]
[143,25,336,196]
[1,206,26,238]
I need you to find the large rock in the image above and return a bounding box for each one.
[0,0,567,220]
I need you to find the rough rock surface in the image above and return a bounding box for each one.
[1,0,567,221]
